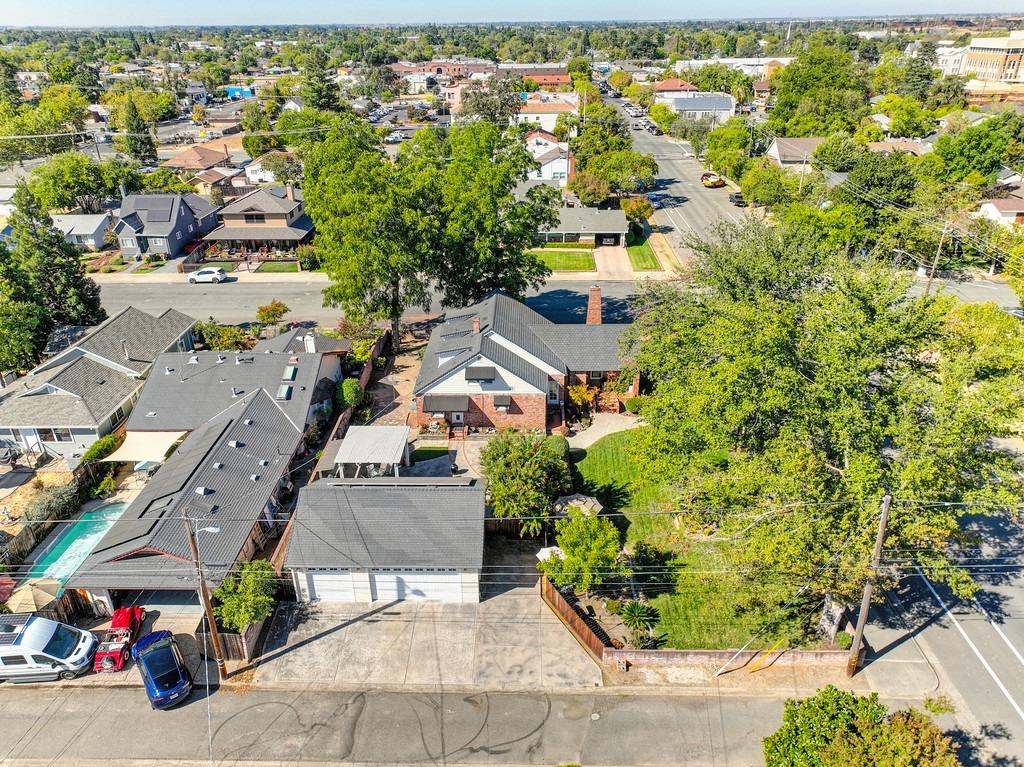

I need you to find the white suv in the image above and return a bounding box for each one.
[188,267,227,284]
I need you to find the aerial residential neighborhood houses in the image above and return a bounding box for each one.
[5,14,1024,767]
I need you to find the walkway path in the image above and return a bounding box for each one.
[568,412,642,450]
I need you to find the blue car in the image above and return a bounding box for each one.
[132,631,192,709]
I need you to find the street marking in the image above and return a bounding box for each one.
[973,598,1024,671]
[917,567,1024,724]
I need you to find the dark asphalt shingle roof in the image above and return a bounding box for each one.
[76,307,196,374]
[67,390,302,590]
[285,478,485,570]
[253,329,353,355]
[531,324,629,372]
[126,350,322,432]
[218,186,304,216]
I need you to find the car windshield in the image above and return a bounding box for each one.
[41,624,79,660]
[142,640,182,691]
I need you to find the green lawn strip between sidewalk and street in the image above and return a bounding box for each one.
[532,249,596,271]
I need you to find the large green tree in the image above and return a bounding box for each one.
[768,46,868,136]
[539,506,629,592]
[240,101,281,158]
[28,153,141,213]
[626,218,1024,615]
[118,96,156,162]
[459,75,524,123]
[301,47,341,112]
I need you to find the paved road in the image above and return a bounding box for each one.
[880,513,1024,766]
[99,279,642,325]
[0,685,780,766]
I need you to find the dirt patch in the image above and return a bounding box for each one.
[0,466,74,537]
[366,335,425,427]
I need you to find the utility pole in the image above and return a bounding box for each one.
[924,221,948,297]
[184,516,228,680]
[846,492,893,677]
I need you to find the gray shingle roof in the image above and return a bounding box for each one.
[126,350,322,431]
[218,186,304,216]
[67,390,302,590]
[531,324,628,372]
[115,194,217,238]
[76,307,196,374]
[553,207,629,234]
[253,329,352,355]
[204,215,314,242]
[285,478,485,570]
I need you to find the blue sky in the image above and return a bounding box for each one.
[2,0,1017,26]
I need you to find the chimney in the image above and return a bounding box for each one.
[303,333,316,353]
[471,315,480,334]
[586,285,602,325]
[285,183,295,201]
[120,339,129,360]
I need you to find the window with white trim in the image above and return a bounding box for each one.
[38,428,73,443]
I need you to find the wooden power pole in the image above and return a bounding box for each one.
[846,492,893,677]
[184,516,228,680]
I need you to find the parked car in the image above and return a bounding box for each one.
[188,267,227,284]
[701,174,726,188]
[1007,308,1024,321]
[385,131,406,144]
[728,192,747,207]
[93,607,147,673]
[0,615,98,682]
[646,192,664,209]
[132,631,193,710]
[647,125,663,135]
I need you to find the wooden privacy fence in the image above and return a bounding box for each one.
[540,576,608,663]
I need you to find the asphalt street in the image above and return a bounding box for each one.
[879,512,1024,766]
[0,685,779,766]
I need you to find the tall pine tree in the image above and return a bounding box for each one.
[120,97,156,162]
[9,184,105,329]
[301,47,341,112]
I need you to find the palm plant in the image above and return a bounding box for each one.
[619,600,658,633]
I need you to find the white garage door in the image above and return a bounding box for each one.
[307,569,355,602]
[370,568,462,602]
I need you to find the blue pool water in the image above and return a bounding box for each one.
[24,502,128,584]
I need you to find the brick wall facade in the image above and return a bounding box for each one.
[415,393,548,431]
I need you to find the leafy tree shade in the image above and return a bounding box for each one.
[301,47,341,112]
[0,298,48,371]
[568,171,611,206]
[428,122,559,306]
[763,686,961,767]
[255,299,289,325]
[261,152,303,185]
[626,218,1024,614]
[812,133,866,173]
[193,320,252,351]
[480,431,571,537]
[9,185,105,329]
[240,102,281,158]
[459,75,524,123]
[621,196,654,223]
[0,55,18,109]
[876,94,933,138]
[28,153,141,213]
[933,111,1024,182]
[539,507,628,592]
[212,560,277,633]
[118,97,156,162]
[588,149,658,195]
[768,46,868,136]
[141,167,194,194]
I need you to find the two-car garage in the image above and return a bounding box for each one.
[299,567,471,603]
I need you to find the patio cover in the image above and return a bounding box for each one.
[334,425,411,466]
[101,430,187,463]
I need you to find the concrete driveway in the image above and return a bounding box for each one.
[254,541,601,691]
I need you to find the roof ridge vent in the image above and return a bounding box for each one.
[164,367,173,375]
[216,354,226,364]
[229,440,244,448]
[188,354,199,364]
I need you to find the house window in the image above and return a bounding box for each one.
[111,406,126,426]
[119,238,136,249]
[38,428,72,443]
[588,371,604,382]
[188,224,194,232]
[244,214,266,224]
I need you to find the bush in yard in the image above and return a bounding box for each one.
[80,433,122,464]
[763,685,962,767]
[567,384,597,410]
[620,196,654,224]
[25,479,84,523]
[212,559,277,634]
[335,377,363,411]
[480,430,572,537]
[255,299,290,325]
[624,396,646,414]
[538,506,628,592]
[350,339,374,363]
[93,474,118,498]
[296,245,320,271]
[194,320,252,351]
[543,434,570,465]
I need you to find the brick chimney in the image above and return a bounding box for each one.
[586,285,602,325]
[285,183,295,201]
[471,315,480,333]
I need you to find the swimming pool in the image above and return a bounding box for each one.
[24,502,128,585]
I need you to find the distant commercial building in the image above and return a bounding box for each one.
[964,30,1024,82]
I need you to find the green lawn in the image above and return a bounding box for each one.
[259,261,299,273]
[533,250,596,271]
[201,261,236,271]
[543,241,596,250]
[625,235,662,271]
[411,446,451,463]
[572,429,779,650]
[132,263,164,274]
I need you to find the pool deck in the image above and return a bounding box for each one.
[16,482,145,585]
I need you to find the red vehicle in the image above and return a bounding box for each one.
[92,607,146,673]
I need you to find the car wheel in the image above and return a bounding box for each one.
[59,669,77,681]
[188,278,197,284]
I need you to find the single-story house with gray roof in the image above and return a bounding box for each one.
[544,207,629,246]
[67,389,303,615]
[413,288,637,433]
[285,477,485,603]
[0,307,195,467]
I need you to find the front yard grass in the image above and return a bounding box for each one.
[533,249,596,271]
[201,261,236,271]
[625,235,661,271]
[259,261,299,273]
[572,429,777,650]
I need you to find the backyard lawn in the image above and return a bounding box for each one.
[533,249,596,271]
[259,261,299,273]
[572,429,777,650]
[410,445,450,463]
[625,235,661,271]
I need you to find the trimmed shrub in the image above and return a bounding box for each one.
[335,377,363,411]
[543,434,570,464]
[624,396,646,414]
[296,245,320,271]
[94,474,119,498]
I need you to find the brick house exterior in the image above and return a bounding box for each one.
[413,288,639,433]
